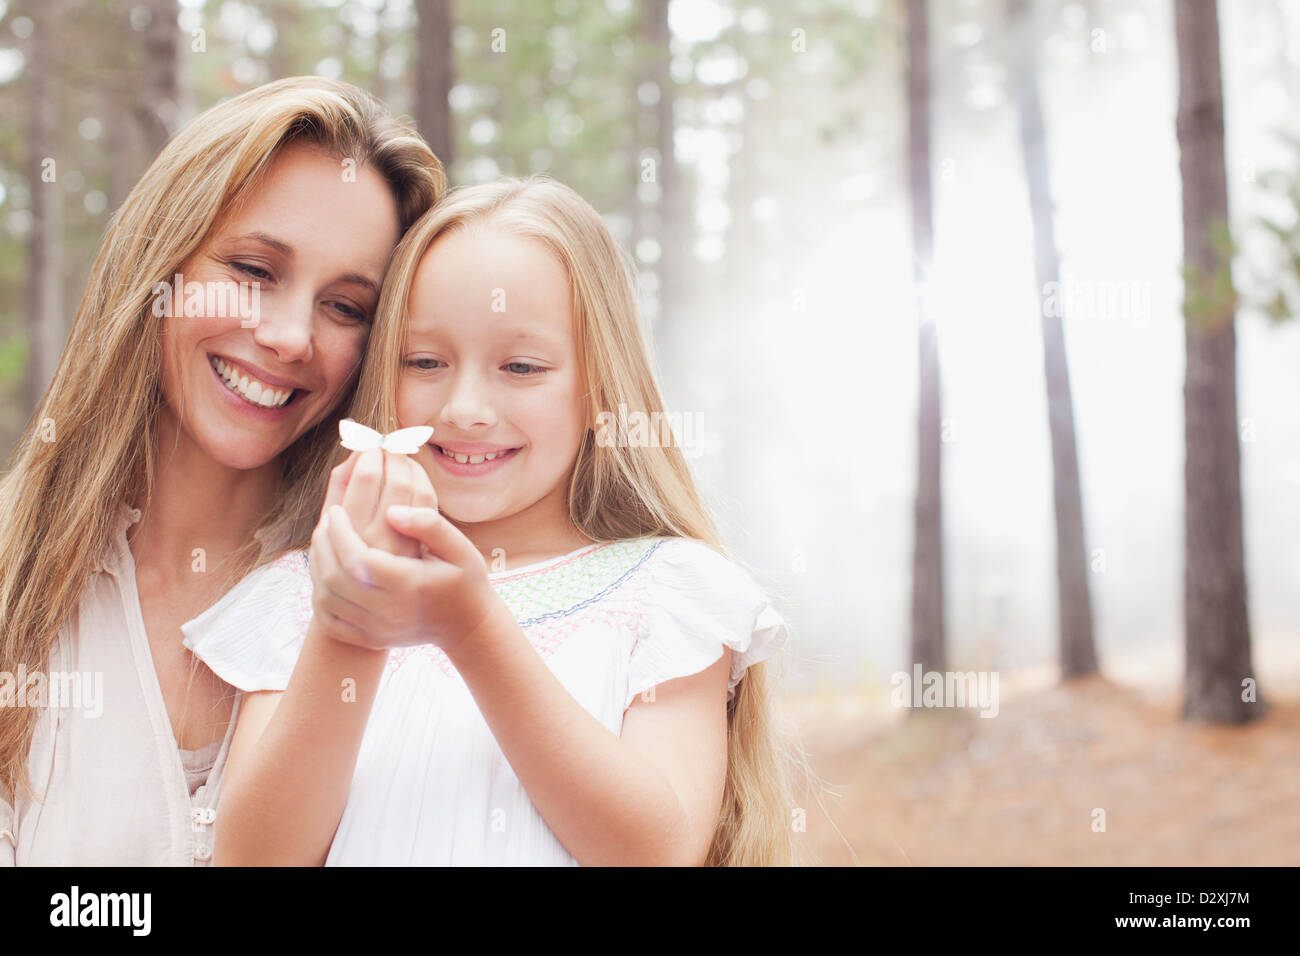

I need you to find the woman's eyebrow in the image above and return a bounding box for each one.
[233,232,294,256]
[232,232,379,292]
[338,273,380,293]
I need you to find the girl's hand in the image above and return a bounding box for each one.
[311,500,501,658]
[334,447,436,558]
[309,448,438,644]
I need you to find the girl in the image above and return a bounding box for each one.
[0,77,445,865]
[207,177,804,866]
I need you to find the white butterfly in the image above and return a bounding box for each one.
[338,418,434,455]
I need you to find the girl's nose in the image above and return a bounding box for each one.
[441,371,499,430]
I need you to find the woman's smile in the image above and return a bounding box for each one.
[207,352,307,420]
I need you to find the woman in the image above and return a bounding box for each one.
[0,76,444,865]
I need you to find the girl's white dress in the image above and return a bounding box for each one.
[189,535,789,866]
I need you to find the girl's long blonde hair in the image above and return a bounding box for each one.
[0,76,446,796]
[350,176,812,865]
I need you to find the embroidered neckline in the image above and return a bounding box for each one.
[386,537,668,679]
[492,538,665,626]
[488,541,611,582]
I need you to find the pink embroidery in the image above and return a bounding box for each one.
[384,555,655,680]
[488,542,614,585]
[267,551,314,636]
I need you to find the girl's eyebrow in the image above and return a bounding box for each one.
[405,323,560,342]
[232,231,379,292]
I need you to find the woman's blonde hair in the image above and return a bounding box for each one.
[349,176,813,865]
[0,76,446,795]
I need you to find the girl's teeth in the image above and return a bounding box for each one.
[441,446,510,464]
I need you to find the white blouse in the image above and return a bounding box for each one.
[0,504,312,866]
[189,535,790,866]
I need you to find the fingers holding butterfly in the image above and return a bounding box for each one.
[322,450,363,518]
[366,452,427,557]
[333,419,437,556]
[342,447,385,534]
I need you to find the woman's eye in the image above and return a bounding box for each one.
[232,262,273,281]
[329,301,368,323]
[505,362,545,376]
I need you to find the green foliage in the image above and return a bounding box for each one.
[0,333,27,387]
[453,0,641,215]
[1244,130,1300,326]
[1182,219,1239,335]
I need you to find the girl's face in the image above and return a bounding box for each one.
[159,142,401,471]
[398,227,589,536]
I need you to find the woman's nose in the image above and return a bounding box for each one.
[250,289,313,363]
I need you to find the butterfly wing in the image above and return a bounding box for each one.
[381,425,435,455]
[338,418,383,452]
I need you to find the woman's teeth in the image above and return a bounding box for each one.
[438,445,511,465]
[210,356,293,408]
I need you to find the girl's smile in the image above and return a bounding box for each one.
[429,440,524,475]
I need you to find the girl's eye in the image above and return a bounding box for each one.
[505,362,545,376]
[404,357,444,371]
[232,262,273,281]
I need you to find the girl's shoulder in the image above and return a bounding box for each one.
[183,548,313,693]
[621,536,791,708]
[490,535,789,708]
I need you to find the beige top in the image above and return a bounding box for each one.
[0,505,312,866]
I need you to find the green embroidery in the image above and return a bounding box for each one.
[493,538,662,625]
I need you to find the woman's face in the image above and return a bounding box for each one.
[159,142,401,471]
[397,228,589,532]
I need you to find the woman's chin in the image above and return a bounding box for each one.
[192,431,290,473]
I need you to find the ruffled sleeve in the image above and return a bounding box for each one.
[1,783,15,867]
[183,550,313,693]
[625,538,790,711]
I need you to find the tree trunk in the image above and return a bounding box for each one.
[268,0,301,80]
[24,0,63,414]
[1007,0,1098,679]
[416,0,455,175]
[905,0,945,680]
[139,0,180,157]
[372,0,391,106]
[1174,0,1258,723]
[644,0,685,349]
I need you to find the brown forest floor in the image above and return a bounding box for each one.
[788,674,1300,866]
